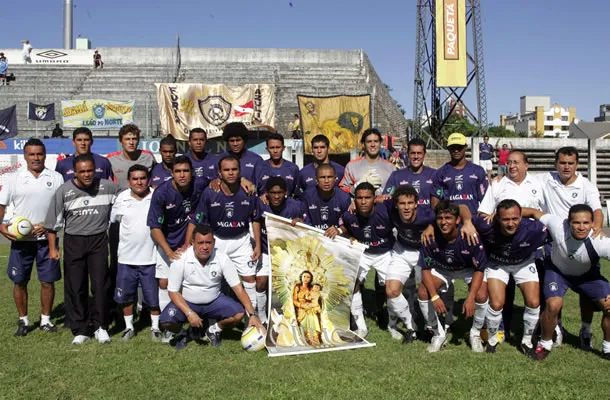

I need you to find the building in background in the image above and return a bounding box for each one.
[594,104,610,122]
[500,96,576,138]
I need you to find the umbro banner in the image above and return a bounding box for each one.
[28,102,55,121]
[155,83,276,140]
[264,213,375,357]
[0,105,18,140]
[61,99,135,130]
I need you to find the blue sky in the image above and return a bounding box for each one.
[2,0,608,122]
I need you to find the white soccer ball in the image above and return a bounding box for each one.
[241,326,266,352]
[9,216,33,240]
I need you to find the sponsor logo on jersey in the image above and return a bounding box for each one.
[443,177,452,182]
[426,179,433,184]
[241,200,250,206]
[166,203,176,209]
[64,189,75,198]
[286,175,294,181]
[376,225,385,230]
[211,201,221,207]
[308,204,318,210]
[261,175,270,180]
[306,177,313,183]
[333,207,341,212]
[245,163,254,168]
[152,176,160,181]
[73,208,99,216]
[217,221,246,228]
[351,222,359,228]
[469,174,477,179]
[520,242,530,247]
[461,249,470,254]
[449,194,474,201]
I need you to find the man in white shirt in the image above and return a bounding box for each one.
[110,165,161,341]
[21,40,32,64]
[159,224,264,350]
[0,139,64,336]
[523,205,610,361]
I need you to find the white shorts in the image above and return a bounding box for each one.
[479,159,493,171]
[155,247,171,279]
[389,242,419,284]
[256,253,270,277]
[216,233,255,277]
[430,268,474,292]
[357,251,392,284]
[485,260,539,285]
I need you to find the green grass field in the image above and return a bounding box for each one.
[0,244,608,399]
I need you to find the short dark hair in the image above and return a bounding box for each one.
[508,150,528,164]
[407,138,427,153]
[192,224,214,240]
[355,182,375,196]
[434,201,459,218]
[392,185,419,204]
[222,122,249,141]
[311,134,329,148]
[189,128,207,140]
[72,127,93,140]
[496,199,522,215]
[119,123,141,141]
[315,163,336,177]
[127,164,150,179]
[73,153,95,169]
[171,155,193,171]
[266,133,285,146]
[360,128,382,144]
[160,134,177,148]
[568,204,594,222]
[218,155,240,171]
[555,146,579,163]
[24,138,46,154]
[265,176,287,192]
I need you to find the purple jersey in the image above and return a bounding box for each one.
[147,180,207,250]
[184,151,220,182]
[55,153,114,182]
[341,203,394,254]
[473,216,550,265]
[151,163,172,187]
[383,166,437,213]
[257,159,300,196]
[194,187,256,238]
[296,161,345,198]
[302,187,351,231]
[219,149,263,184]
[432,161,489,215]
[419,229,487,272]
[254,198,306,252]
[479,143,494,161]
[389,203,436,249]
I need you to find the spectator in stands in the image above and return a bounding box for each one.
[93,50,103,69]
[0,56,7,86]
[52,124,65,138]
[495,139,513,176]
[21,40,32,64]
[289,114,301,139]
[0,52,6,62]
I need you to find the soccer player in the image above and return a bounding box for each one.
[55,127,114,181]
[383,137,437,213]
[339,128,395,196]
[151,135,177,188]
[301,163,351,239]
[256,133,300,197]
[253,177,306,324]
[417,201,488,352]
[219,122,263,185]
[523,205,610,360]
[191,155,260,312]
[110,165,161,341]
[160,225,264,349]
[45,154,119,344]
[107,123,156,190]
[340,182,395,338]
[473,200,549,354]
[0,139,63,336]
[184,127,220,183]
[296,134,345,196]
[478,135,494,180]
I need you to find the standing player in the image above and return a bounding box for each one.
[219,122,263,185]
[340,182,395,338]
[0,139,63,336]
[45,154,119,344]
[523,205,610,360]
[151,135,177,188]
[256,133,300,197]
[55,127,114,181]
[417,201,488,352]
[478,135,494,180]
[191,155,260,312]
[296,134,345,196]
[184,127,220,183]
[253,177,306,324]
[111,165,161,341]
[107,124,156,190]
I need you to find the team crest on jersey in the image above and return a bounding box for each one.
[320,206,329,221]
[549,282,558,292]
[47,181,52,187]
[168,307,177,317]
[225,201,235,218]
[198,96,231,126]
[445,249,455,264]
[194,167,204,177]
[455,175,464,191]
[572,192,577,198]
[211,271,217,277]
[412,180,420,191]
[532,189,537,195]
[84,200,89,206]
[363,226,372,239]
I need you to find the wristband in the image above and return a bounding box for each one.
[186,310,193,317]
[431,295,440,302]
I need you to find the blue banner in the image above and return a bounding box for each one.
[28,103,55,121]
[0,106,18,140]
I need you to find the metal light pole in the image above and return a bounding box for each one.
[64,0,73,49]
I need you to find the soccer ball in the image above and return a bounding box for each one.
[9,216,33,240]
[241,326,266,352]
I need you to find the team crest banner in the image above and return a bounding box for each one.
[155,83,276,140]
[28,102,55,121]
[264,213,375,357]
[61,100,135,130]
[298,94,371,155]
[0,105,18,140]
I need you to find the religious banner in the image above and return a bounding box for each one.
[0,105,18,140]
[155,83,276,141]
[264,213,375,357]
[61,99,135,130]
[298,94,371,155]
[28,102,55,121]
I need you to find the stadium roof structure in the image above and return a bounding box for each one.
[569,120,610,140]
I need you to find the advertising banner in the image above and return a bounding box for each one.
[155,83,276,140]
[0,106,18,140]
[2,49,94,65]
[297,94,371,155]
[61,100,135,130]
[28,102,55,121]
[264,214,375,357]
[435,0,467,87]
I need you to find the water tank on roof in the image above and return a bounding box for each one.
[76,38,91,50]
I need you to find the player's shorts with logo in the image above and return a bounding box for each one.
[543,264,610,301]
[390,242,420,284]
[155,247,172,279]
[160,293,244,324]
[430,268,477,292]
[7,239,60,284]
[216,233,254,276]
[114,263,159,307]
[485,258,539,285]
[357,251,392,284]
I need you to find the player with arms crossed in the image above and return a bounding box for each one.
[296,134,344,197]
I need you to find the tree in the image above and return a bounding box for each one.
[488,125,520,138]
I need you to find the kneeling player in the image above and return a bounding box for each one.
[418,201,488,352]
[160,225,264,350]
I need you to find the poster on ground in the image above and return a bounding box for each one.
[298,94,371,155]
[264,213,375,357]
[155,83,276,141]
[61,100,135,130]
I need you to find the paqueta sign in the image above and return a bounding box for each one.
[436,0,467,87]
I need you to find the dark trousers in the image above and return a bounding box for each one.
[108,222,120,307]
[64,232,110,336]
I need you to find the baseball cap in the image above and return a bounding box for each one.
[447,133,467,147]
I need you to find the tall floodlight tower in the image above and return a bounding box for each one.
[64,0,73,49]
[412,0,488,145]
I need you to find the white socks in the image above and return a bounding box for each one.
[351,291,367,332]
[470,301,488,338]
[242,281,257,312]
[388,295,414,331]
[418,298,444,336]
[602,340,610,354]
[151,314,160,330]
[256,291,268,324]
[485,306,503,346]
[209,322,222,334]
[40,314,51,326]
[523,306,540,346]
[540,339,553,351]
[124,315,134,331]
[158,289,171,312]
[19,315,29,326]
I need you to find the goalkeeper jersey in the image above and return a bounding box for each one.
[339,156,396,196]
